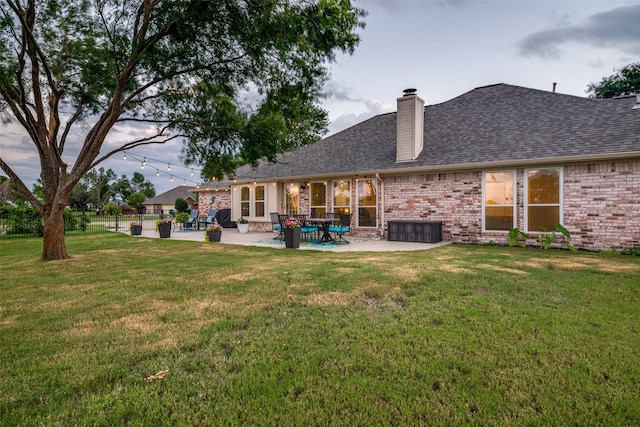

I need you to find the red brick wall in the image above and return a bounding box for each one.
[384,172,482,243]
[383,160,640,249]
[196,190,231,218]
[563,161,640,249]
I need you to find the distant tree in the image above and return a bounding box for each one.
[127,192,146,212]
[112,175,133,202]
[83,168,117,215]
[175,198,189,213]
[587,62,640,98]
[68,182,91,212]
[0,0,365,260]
[130,172,155,199]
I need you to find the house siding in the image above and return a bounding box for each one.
[382,160,640,249]
[195,189,232,218]
[564,161,640,249]
[384,172,482,244]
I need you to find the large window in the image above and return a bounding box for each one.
[310,182,326,217]
[526,168,562,232]
[483,171,515,231]
[240,186,250,217]
[254,185,265,218]
[357,179,377,227]
[240,184,266,218]
[332,180,351,217]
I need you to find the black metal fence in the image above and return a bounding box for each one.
[0,208,172,239]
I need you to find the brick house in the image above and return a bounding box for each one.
[142,185,198,215]
[203,84,640,249]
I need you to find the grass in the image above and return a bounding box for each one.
[1,234,639,426]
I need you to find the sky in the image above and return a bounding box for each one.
[1,0,639,196]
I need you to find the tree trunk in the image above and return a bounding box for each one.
[42,206,70,261]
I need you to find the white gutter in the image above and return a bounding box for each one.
[231,151,640,185]
[376,173,384,237]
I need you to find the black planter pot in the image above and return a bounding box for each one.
[284,227,301,249]
[130,225,142,236]
[158,222,171,238]
[207,230,222,242]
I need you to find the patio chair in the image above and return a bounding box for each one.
[329,213,352,244]
[270,212,285,240]
[294,214,318,242]
[201,208,217,229]
[184,209,199,230]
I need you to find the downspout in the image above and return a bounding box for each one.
[376,173,384,238]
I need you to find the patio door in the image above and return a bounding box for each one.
[285,184,299,217]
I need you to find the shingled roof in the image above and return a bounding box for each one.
[235,84,640,181]
[143,185,197,205]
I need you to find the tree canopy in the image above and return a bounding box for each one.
[587,62,640,98]
[0,0,365,260]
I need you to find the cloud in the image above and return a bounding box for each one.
[518,4,640,59]
[327,99,394,135]
[324,80,363,102]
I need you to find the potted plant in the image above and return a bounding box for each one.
[237,217,249,234]
[283,218,301,249]
[155,218,172,238]
[204,223,223,242]
[130,221,142,235]
[175,212,190,228]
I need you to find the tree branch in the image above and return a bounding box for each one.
[89,133,185,169]
[0,157,42,212]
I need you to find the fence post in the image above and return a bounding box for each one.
[115,214,119,232]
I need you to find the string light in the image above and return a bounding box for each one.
[115,151,207,187]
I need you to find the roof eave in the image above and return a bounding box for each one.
[229,151,640,184]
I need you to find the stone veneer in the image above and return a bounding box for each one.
[383,160,640,250]
[196,189,232,218]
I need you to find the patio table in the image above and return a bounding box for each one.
[309,218,336,243]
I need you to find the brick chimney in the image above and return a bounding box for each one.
[396,88,424,162]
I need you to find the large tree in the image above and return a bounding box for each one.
[587,62,640,98]
[0,0,364,260]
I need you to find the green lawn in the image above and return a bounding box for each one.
[1,235,639,426]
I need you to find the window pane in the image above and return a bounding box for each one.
[358,180,377,206]
[334,207,350,217]
[255,203,264,217]
[333,180,350,207]
[485,172,513,205]
[241,187,250,201]
[310,182,326,207]
[255,186,264,201]
[527,169,559,204]
[241,186,250,217]
[358,207,375,227]
[528,206,559,231]
[357,180,377,227]
[485,206,513,230]
[310,207,326,217]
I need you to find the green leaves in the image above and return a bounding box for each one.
[587,62,640,98]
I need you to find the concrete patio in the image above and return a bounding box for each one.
[126,228,449,252]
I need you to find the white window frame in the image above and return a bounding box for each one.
[482,170,516,232]
[524,167,563,233]
[332,179,351,217]
[309,181,327,217]
[356,179,378,228]
[253,184,266,218]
